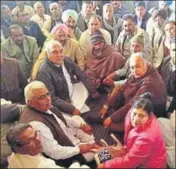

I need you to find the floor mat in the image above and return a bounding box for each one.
[81,93,124,145]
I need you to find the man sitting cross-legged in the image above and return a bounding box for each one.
[19,81,99,167]
[31,24,85,80]
[36,40,99,115]
[86,30,125,90]
[89,53,167,132]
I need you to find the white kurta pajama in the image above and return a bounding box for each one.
[8,153,90,168]
[62,64,90,114]
[30,112,95,162]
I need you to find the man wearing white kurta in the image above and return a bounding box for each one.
[7,123,90,168]
[36,40,99,115]
[19,81,99,166]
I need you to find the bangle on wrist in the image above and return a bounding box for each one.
[103,105,108,109]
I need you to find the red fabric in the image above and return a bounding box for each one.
[103,112,167,168]
[110,64,167,122]
[86,45,125,81]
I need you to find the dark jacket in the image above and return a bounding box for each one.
[1,17,14,38]
[36,57,96,114]
[110,64,167,123]
[1,57,27,103]
[18,21,46,48]
[20,106,74,146]
[159,56,176,97]
[19,106,86,166]
[133,12,150,30]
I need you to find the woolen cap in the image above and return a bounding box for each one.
[91,30,105,44]
[130,33,144,46]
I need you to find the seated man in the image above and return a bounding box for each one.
[79,15,111,57]
[59,1,81,13]
[1,5,14,39]
[6,123,90,168]
[1,52,27,103]
[86,30,125,89]
[32,24,85,79]
[42,2,62,33]
[159,38,176,97]
[101,3,123,44]
[77,1,95,32]
[1,102,22,167]
[133,1,150,30]
[20,81,99,167]
[159,0,174,20]
[110,0,129,18]
[116,14,151,60]
[12,1,35,21]
[36,40,99,115]
[104,33,152,87]
[30,2,51,37]
[1,24,39,79]
[164,20,175,54]
[147,9,168,69]
[62,9,82,40]
[91,53,167,132]
[16,10,46,49]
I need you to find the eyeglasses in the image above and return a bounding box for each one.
[18,130,41,146]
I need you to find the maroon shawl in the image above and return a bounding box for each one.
[86,45,125,82]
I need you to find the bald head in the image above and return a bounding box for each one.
[130,53,148,78]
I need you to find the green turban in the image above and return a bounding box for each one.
[62,9,78,23]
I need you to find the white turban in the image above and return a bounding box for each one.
[62,9,78,23]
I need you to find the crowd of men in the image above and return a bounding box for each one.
[1,0,175,168]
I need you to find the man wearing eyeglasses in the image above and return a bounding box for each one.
[6,123,90,168]
[19,80,99,167]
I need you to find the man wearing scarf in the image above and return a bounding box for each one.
[104,33,153,87]
[147,9,168,69]
[79,15,111,57]
[115,14,151,60]
[77,1,95,32]
[86,30,125,89]
[102,3,123,44]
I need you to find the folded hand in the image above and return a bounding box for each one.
[81,124,93,135]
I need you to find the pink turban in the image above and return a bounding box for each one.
[51,23,69,35]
